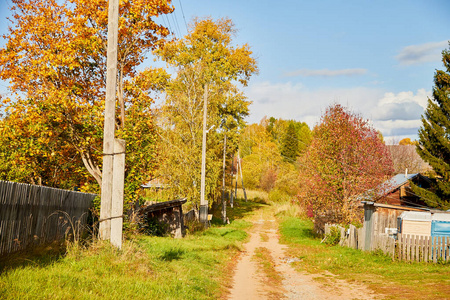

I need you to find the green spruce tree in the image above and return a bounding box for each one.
[415,43,450,210]
[281,122,299,162]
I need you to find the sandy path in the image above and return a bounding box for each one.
[228,212,383,300]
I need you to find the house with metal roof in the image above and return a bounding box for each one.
[377,172,432,208]
[358,172,433,208]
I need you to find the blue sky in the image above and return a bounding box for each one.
[0,0,449,142]
[172,0,449,142]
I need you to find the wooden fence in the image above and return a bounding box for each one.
[325,224,450,263]
[397,234,450,263]
[0,181,96,256]
[324,223,365,250]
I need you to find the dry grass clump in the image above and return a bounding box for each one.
[273,201,305,218]
[236,189,269,202]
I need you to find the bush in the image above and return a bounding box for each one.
[139,215,168,237]
[268,189,290,202]
[323,226,340,246]
[260,168,277,192]
[184,218,205,234]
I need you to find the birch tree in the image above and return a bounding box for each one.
[155,18,257,207]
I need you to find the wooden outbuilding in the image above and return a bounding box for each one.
[138,198,187,238]
[362,201,429,251]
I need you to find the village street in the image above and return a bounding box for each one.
[227,207,383,300]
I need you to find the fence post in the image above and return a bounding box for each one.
[445,237,450,262]
[339,226,346,246]
[432,236,437,263]
[404,234,407,261]
[358,227,365,251]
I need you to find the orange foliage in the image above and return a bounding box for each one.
[0,0,172,195]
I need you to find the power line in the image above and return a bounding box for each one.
[177,0,188,32]
[1,0,12,9]
[160,15,168,32]
[284,130,388,176]
[401,187,448,209]
[381,194,433,211]
[164,14,174,38]
[170,9,182,38]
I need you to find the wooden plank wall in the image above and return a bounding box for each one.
[0,181,96,256]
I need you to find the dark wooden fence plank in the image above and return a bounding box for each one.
[0,181,96,256]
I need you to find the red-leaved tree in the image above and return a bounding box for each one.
[299,104,394,225]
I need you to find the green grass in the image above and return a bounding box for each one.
[279,216,450,299]
[0,200,259,300]
[208,195,268,227]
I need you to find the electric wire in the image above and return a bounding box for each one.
[382,194,433,211]
[160,15,168,32]
[171,8,182,38]
[177,0,189,32]
[164,14,174,38]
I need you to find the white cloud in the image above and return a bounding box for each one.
[244,81,429,140]
[372,89,430,121]
[373,102,424,121]
[284,68,368,77]
[245,81,383,127]
[378,89,429,108]
[396,40,448,65]
[373,120,422,139]
[369,89,430,140]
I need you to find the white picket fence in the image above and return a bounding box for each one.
[396,234,450,263]
[324,224,450,263]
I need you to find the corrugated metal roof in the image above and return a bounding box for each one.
[357,173,421,202]
[140,198,187,213]
[387,173,419,190]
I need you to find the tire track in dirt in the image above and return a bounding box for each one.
[228,212,384,300]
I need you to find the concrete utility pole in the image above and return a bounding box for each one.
[111,139,125,248]
[238,150,247,202]
[100,0,124,249]
[200,83,209,224]
[230,153,234,208]
[221,133,227,223]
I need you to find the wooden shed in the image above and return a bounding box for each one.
[362,201,429,250]
[138,198,187,238]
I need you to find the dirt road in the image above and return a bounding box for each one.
[227,211,383,300]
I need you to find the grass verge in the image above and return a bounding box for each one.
[0,199,261,299]
[278,216,450,300]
